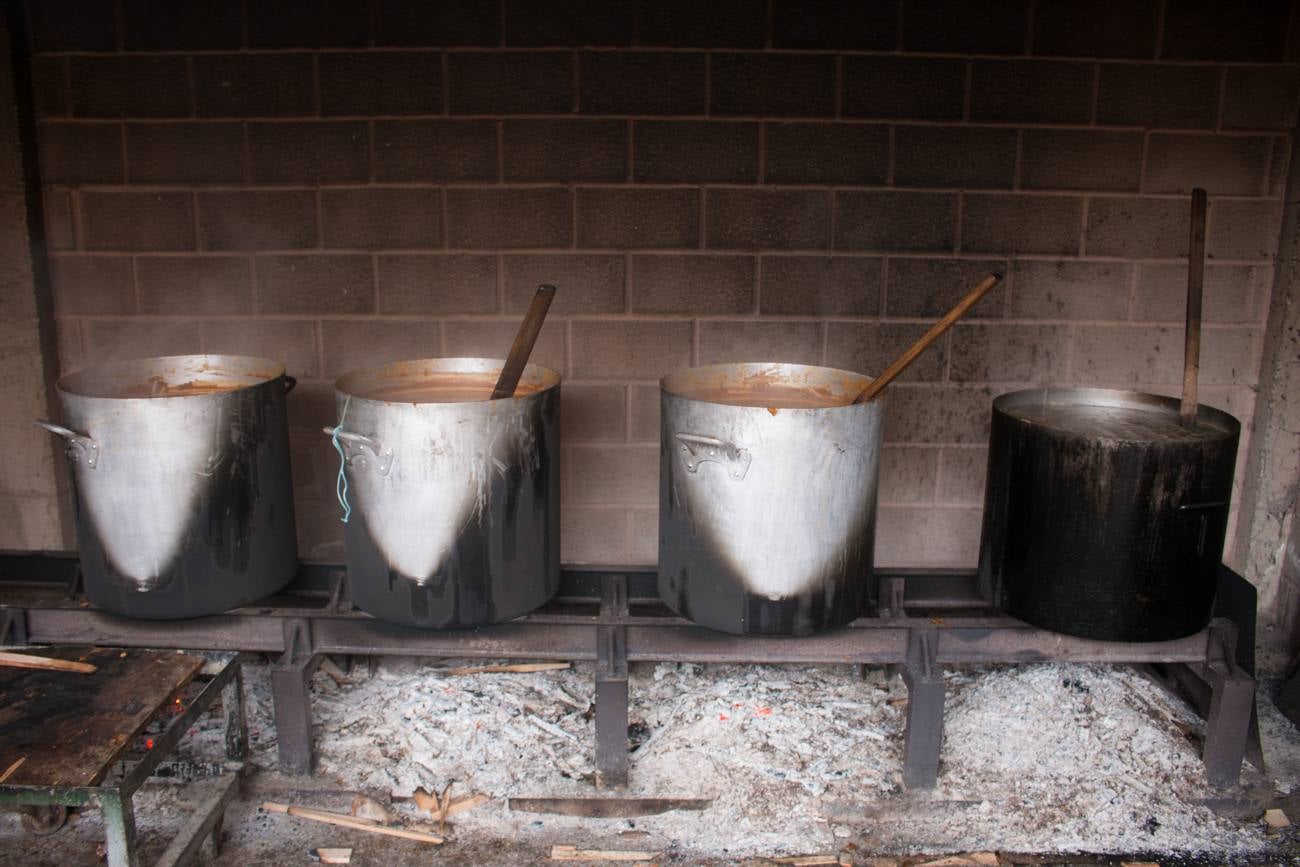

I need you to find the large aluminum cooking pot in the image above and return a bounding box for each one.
[659,362,882,635]
[38,354,298,619]
[978,387,1240,642]
[329,357,560,629]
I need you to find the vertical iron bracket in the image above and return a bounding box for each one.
[900,627,945,789]
[0,608,27,646]
[272,618,321,776]
[595,574,630,788]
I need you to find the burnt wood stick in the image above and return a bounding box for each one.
[1181,188,1208,425]
[0,650,96,674]
[491,284,556,400]
[852,272,1002,404]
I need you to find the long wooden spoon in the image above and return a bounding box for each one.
[490,284,556,399]
[1179,188,1208,426]
[851,272,1003,404]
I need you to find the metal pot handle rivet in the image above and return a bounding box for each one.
[35,420,100,469]
[675,433,751,481]
[322,427,394,476]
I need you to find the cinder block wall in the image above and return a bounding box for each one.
[29,0,1297,567]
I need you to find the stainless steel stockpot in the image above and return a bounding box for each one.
[658,362,883,635]
[39,354,298,618]
[330,357,560,629]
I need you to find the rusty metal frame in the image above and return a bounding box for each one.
[0,557,1259,793]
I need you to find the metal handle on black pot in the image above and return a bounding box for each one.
[283,375,298,394]
[323,427,393,476]
[675,433,751,481]
[35,420,100,469]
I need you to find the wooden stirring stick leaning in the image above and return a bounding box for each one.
[851,271,1003,404]
[491,284,557,399]
[1180,188,1208,426]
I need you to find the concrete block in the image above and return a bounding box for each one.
[1009,260,1131,320]
[70,56,188,118]
[887,258,1007,319]
[835,191,957,252]
[320,51,441,116]
[875,506,982,567]
[711,53,836,117]
[136,256,252,315]
[0,351,54,422]
[1133,263,1265,323]
[0,495,66,551]
[628,508,657,565]
[631,254,754,314]
[503,119,628,182]
[1086,196,1189,258]
[374,120,498,183]
[321,188,441,249]
[198,190,317,251]
[126,122,244,184]
[443,318,565,373]
[561,506,627,564]
[504,0,634,46]
[894,126,1016,189]
[570,320,693,380]
[121,0,242,50]
[698,320,822,365]
[445,188,572,249]
[1223,66,1300,129]
[562,384,626,442]
[628,384,660,442]
[841,56,965,120]
[970,60,1093,124]
[194,55,316,117]
[321,320,443,378]
[637,0,765,47]
[568,444,658,505]
[449,51,573,114]
[826,321,945,381]
[878,445,939,505]
[1161,0,1288,61]
[504,254,625,314]
[286,380,336,433]
[706,189,831,251]
[248,122,369,185]
[760,255,882,316]
[49,255,134,315]
[773,0,897,49]
[32,58,68,118]
[202,319,319,378]
[375,0,500,46]
[43,191,74,251]
[294,498,346,562]
[1072,324,1181,385]
[1097,64,1219,128]
[1209,199,1281,260]
[378,254,498,315]
[903,0,1028,54]
[247,0,370,48]
[1032,0,1158,58]
[765,122,889,185]
[1020,129,1143,192]
[881,384,995,444]
[634,120,759,183]
[256,255,375,315]
[31,0,117,51]
[948,323,1071,383]
[579,50,706,115]
[577,188,700,249]
[56,320,82,372]
[0,422,60,497]
[82,192,194,251]
[937,447,988,505]
[1201,327,1260,386]
[84,319,202,364]
[38,122,123,184]
[1144,134,1271,196]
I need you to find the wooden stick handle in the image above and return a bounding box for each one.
[852,272,1003,404]
[491,284,556,400]
[1180,188,1207,425]
[0,650,96,674]
[263,802,445,844]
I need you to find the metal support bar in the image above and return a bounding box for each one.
[96,788,138,867]
[223,665,248,764]
[153,774,240,867]
[595,574,629,788]
[900,628,945,789]
[273,622,321,776]
[0,608,26,645]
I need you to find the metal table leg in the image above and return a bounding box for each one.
[97,789,138,867]
[900,628,945,789]
[272,618,321,775]
[595,574,629,788]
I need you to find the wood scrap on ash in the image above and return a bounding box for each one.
[309,847,352,864]
[0,650,96,674]
[550,844,660,861]
[445,662,571,676]
[262,802,444,844]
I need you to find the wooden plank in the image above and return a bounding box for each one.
[263,802,444,844]
[0,646,202,788]
[550,845,659,862]
[510,797,712,818]
[0,650,96,673]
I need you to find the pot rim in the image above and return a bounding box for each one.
[57,354,287,401]
[992,386,1240,440]
[334,356,561,404]
[661,361,874,409]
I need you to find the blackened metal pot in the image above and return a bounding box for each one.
[37,354,298,619]
[330,357,560,629]
[659,362,883,635]
[977,387,1240,642]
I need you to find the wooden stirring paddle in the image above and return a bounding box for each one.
[851,272,1003,404]
[1179,188,1208,426]
[490,284,556,399]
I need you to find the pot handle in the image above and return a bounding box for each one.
[323,427,393,476]
[35,420,100,469]
[283,374,298,394]
[674,433,751,481]
[1178,500,1230,558]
